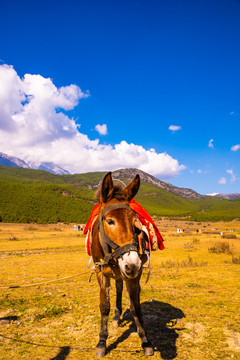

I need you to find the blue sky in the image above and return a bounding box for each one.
[0,0,239,195]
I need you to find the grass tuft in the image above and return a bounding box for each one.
[208,241,233,254]
[9,236,19,241]
[232,255,240,264]
[222,233,237,239]
[161,255,207,268]
[34,305,67,321]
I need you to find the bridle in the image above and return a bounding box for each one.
[98,203,140,265]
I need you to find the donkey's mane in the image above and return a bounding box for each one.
[95,183,127,202]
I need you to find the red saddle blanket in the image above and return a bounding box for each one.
[83,199,164,256]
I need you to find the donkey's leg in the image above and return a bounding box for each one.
[96,273,111,358]
[113,278,123,327]
[126,277,154,356]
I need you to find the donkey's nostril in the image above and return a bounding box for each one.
[125,265,131,274]
[125,264,137,276]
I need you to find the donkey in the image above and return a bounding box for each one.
[91,172,154,357]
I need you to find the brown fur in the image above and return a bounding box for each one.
[95,183,126,202]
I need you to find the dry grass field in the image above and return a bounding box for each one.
[0,220,240,360]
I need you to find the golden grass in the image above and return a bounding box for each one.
[0,220,240,359]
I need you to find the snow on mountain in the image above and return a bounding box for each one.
[214,193,240,200]
[0,152,69,175]
[0,152,30,169]
[29,161,69,175]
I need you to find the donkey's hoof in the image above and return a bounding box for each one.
[96,347,106,357]
[142,342,154,356]
[143,347,154,356]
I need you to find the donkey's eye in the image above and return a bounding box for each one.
[106,219,115,226]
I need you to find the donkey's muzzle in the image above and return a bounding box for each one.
[118,251,142,279]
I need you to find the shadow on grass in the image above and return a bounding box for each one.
[106,301,185,359]
[0,315,19,323]
[50,346,71,360]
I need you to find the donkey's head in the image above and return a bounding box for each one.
[99,172,142,279]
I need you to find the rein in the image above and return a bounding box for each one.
[98,203,139,264]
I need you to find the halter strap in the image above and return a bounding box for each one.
[101,203,130,216]
[98,203,139,264]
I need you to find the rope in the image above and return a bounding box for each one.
[0,269,94,290]
[112,178,126,187]
[0,333,142,353]
[0,333,95,351]
[0,260,151,290]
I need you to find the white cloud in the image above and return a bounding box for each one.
[169,125,181,133]
[208,139,214,148]
[219,177,227,185]
[0,64,185,178]
[0,64,25,131]
[197,168,210,175]
[0,65,89,147]
[95,124,108,135]
[218,170,238,186]
[226,169,236,183]
[231,144,240,152]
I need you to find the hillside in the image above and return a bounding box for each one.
[0,165,239,223]
[112,168,202,198]
[0,166,201,197]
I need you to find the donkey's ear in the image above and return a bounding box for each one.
[100,172,114,203]
[124,174,140,201]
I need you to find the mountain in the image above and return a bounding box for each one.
[0,152,236,201]
[62,168,202,199]
[214,193,240,200]
[0,152,69,175]
[0,152,201,198]
[0,152,30,169]
[0,165,239,223]
[112,168,202,199]
[29,161,69,175]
